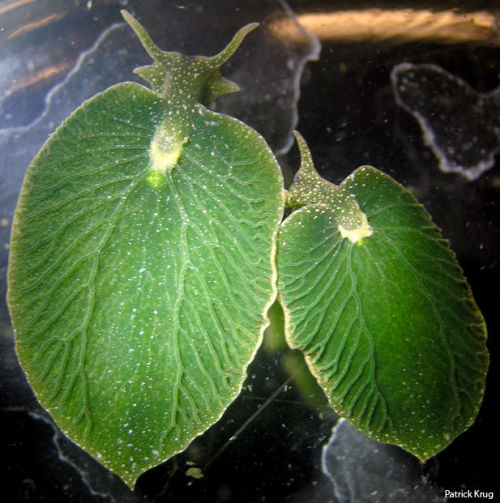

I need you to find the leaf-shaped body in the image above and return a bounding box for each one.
[278,165,488,460]
[8,81,284,486]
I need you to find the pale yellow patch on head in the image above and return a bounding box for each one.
[338,211,373,243]
[148,122,187,175]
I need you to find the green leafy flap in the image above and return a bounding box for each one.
[8,13,284,487]
[278,133,488,460]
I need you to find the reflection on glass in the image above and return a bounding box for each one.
[392,62,500,180]
[322,419,445,503]
[270,8,499,43]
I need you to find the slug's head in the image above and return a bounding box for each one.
[121,10,258,107]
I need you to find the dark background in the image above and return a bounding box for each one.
[1,0,498,501]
